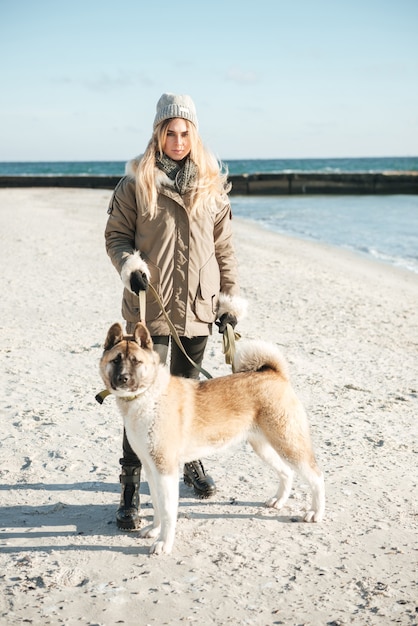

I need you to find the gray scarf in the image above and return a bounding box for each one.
[156,153,197,195]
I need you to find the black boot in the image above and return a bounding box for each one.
[184,460,216,498]
[116,465,141,530]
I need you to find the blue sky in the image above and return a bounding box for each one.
[1,0,417,161]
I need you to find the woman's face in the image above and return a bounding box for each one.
[162,118,191,161]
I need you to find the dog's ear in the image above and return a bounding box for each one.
[134,322,153,351]
[104,323,124,351]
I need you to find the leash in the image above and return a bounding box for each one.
[145,284,213,380]
[95,286,240,404]
[144,285,241,377]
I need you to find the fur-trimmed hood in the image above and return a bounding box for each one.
[125,155,174,191]
[125,155,141,178]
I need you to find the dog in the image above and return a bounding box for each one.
[99,322,325,555]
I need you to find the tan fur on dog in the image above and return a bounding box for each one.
[100,322,325,555]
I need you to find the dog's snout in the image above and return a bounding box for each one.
[117,373,129,384]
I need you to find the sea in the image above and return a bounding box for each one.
[1,157,417,274]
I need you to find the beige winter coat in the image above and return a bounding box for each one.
[105,160,246,338]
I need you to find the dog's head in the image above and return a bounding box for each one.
[99,322,159,398]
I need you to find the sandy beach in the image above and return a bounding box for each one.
[0,187,417,626]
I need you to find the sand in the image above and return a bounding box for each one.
[0,187,417,626]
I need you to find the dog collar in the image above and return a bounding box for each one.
[95,387,148,405]
[119,393,145,402]
[119,386,149,402]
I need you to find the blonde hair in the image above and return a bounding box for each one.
[136,119,230,219]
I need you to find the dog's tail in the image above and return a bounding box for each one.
[233,340,289,380]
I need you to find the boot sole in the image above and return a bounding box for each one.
[116,519,141,531]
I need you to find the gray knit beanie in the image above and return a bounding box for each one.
[153,93,198,129]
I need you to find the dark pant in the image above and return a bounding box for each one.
[120,334,208,466]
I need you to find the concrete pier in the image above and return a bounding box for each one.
[229,172,418,195]
[0,172,417,194]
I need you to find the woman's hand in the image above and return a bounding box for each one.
[130,270,149,294]
[215,313,237,334]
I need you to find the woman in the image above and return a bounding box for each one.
[105,93,246,530]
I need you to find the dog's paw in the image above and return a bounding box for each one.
[139,523,160,539]
[304,509,324,523]
[149,540,173,556]
[265,496,286,510]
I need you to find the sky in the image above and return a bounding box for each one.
[1,0,417,161]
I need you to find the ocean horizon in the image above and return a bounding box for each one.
[0,156,417,177]
[1,157,417,275]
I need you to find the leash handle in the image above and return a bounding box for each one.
[222,323,241,372]
[139,290,146,324]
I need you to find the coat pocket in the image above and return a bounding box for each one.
[194,254,220,323]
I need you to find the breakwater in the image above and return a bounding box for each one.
[0,172,417,194]
[229,172,418,195]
